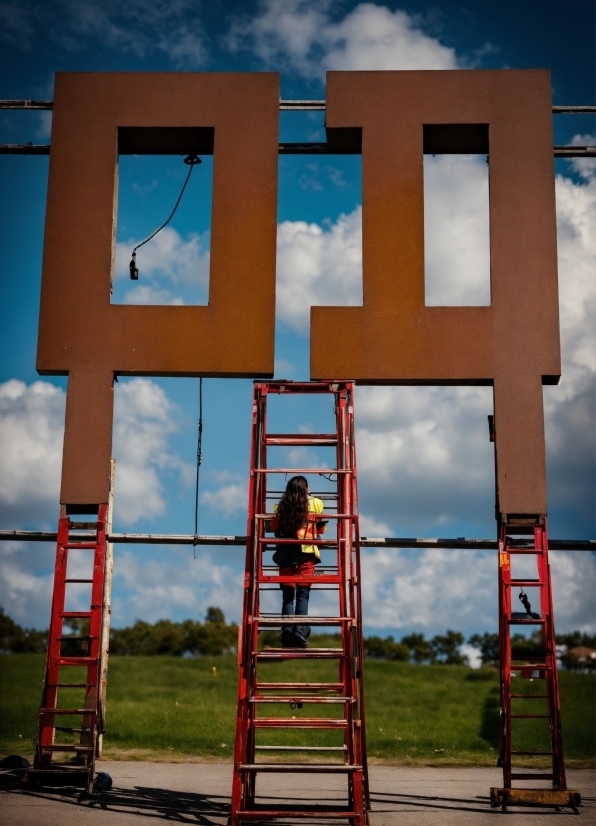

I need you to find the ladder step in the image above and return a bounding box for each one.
[251,696,353,704]
[508,618,545,624]
[59,611,92,618]
[257,683,344,691]
[258,649,342,660]
[511,750,556,755]
[236,809,358,819]
[255,616,350,625]
[39,744,94,753]
[511,579,541,584]
[48,683,92,688]
[64,579,93,584]
[510,773,555,780]
[265,434,338,446]
[510,663,551,669]
[254,718,348,729]
[63,543,98,549]
[40,708,97,715]
[240,763,362,773]
[55,657,98,665]
[69,521,99,529]
[56,635,96,641]
[54,726,92,733]
[255,745,347,752]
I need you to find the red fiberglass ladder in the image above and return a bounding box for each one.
[28,501,112,792]
[232,380,370,825]
[491,516,580,810]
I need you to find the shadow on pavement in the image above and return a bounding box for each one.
[11,783,231,825]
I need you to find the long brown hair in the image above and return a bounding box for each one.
[276,475,309,536]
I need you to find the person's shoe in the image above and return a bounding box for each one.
[291,635,309,649]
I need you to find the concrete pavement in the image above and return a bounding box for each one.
[1,761,593,825]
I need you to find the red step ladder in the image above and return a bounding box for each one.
[28,501,112,792]
[491,516,580,810]
[231,380,370,825]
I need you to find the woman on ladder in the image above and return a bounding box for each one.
[270,476,327,648]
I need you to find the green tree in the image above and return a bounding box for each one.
[401,633,435,664]
[364,635,409,661]
[468,632,499,666]
[431,630,468,665]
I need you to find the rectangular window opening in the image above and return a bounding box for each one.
[423,125,491,307]
[112,148,213,307]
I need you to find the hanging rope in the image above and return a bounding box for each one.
[193,378,203,558]
[129,153,202,280]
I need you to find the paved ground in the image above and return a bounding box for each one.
[0,761,593,825]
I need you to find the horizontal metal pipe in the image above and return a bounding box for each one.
[0,529,593,550]
[0,100,594,114]
[1,142,593,157]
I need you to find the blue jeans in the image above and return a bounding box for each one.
[281,583,311,644]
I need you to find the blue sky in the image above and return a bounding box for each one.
[0,0,594,651]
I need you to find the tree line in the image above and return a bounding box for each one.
[0,606,593,669]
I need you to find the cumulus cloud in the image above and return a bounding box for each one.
[277,207,363,333]
[201,471,247,516]
[112,378,193,525]
[113,226,210,305]
[111,548,244,626]
[0,0,207,67]
[0,380,65,527]
[0,377,192,530]
[226,0,458,81]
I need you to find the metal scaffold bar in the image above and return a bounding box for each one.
[0,529,593,550]
[0,100,594,113]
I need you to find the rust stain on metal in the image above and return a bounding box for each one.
[312,70,560,516]
[37,72,279,506]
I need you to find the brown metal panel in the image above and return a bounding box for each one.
[37,72,279,505]
[312,70,560,516]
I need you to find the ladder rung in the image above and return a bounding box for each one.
[254,468,351,474]
[254,718,348,729]
[54,726,92,733]
[511,750,555,755]
[64,579,93,583]
[258,649,342,659]
[64,543,97,549]
[510,663,551,669]
[508,618,545,624]
[56,635,96,641]
[511,579,541,584]
[251,696,353,704]
[69,521,99,529]
[40,708,97,715]
[255,616,351,625]
[510,773,555,780]
[55,657,97,665]
[265,434,338,446]
[236,809,358,819]
[240,763,361,772]
[59,611,92,618]
[40,744,94,753]
[48,683,92,688]
[255,745,347,751]
[257,683,344,691]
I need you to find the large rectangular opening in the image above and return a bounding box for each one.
[423,124,491,307]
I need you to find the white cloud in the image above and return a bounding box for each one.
[276,207,363,333]
[201,472,247,516]
[114,226,209,284]
[0,0,208,68]
[567,133,596,183]
[113,378,193,525]
[111,548,244,626]
[226,0,458,81]
[0,380,65,527]
[424,154,491,305]
[0,377,192,530]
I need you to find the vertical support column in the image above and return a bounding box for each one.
[96,458,115,757]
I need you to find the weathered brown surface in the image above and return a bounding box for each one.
[312,70,560,516]
[37,72,279,506]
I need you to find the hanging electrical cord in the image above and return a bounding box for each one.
[129,153,202,280]
[193,378,203,559]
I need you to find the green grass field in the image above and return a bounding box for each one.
[1,653,593,766]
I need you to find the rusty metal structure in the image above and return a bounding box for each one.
[1,69,588,808]
[232,380,369,824]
